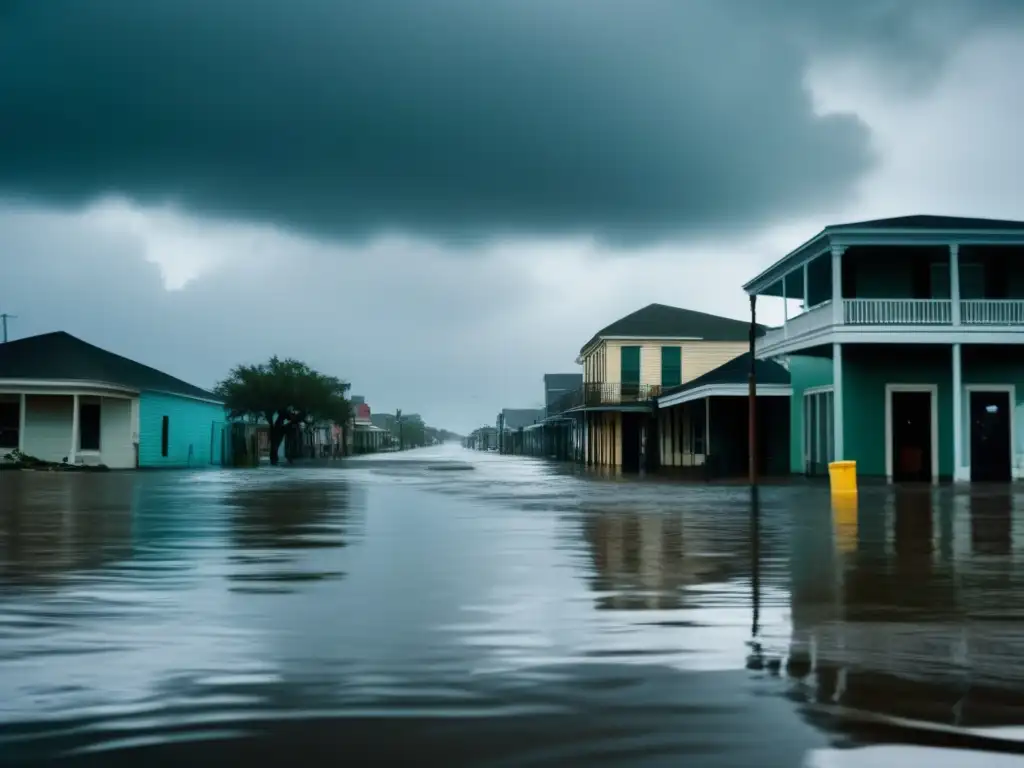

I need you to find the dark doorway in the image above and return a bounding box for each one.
[891,390,932,482]
[620,414,642,473]
[970,390,1012,482]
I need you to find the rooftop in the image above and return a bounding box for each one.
[659,352,789,402]
[580,303,764,355]
[0,331,220,401]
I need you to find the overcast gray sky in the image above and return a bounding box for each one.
[2,0,1023,434]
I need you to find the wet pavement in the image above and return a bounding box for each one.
[2,445,1024,765]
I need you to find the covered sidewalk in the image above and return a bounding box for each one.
[655,353,791,478]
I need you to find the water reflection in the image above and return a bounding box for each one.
[0,473,136,587]
[4,449,1024,763]
[970,487,1013,558]
[226,479,356,593]
[580,502,756,614]
[787,484,1024,736]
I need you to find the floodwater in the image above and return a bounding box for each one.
[3,446,1024,765]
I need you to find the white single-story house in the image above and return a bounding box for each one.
[0,331,227,469]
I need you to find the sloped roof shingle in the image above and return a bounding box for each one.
[581,303,765,354]
[659,352,789,401]
[0,331,221,402]
[830,214,1024,231]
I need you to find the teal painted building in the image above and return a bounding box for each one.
[745,215,1024,483]
[138,391,227,468]
[0,331,227,469]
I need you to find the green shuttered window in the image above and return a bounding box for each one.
[620,346,641,384]
[661,346,681,388]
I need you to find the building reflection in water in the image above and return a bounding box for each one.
[580,506,747,612]
[0,472,136,588]
[788,485,1024,730]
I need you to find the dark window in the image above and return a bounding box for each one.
[0,400,19,449]
[911,256,933,298]
[985,255,1008,299]
[660,346,682,388]
[79,402,101,451]
[161,416,170,457]
[841,257,857,299]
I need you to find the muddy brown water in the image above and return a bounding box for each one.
[2,445,1024,765]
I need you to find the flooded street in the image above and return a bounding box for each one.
[3,446,1024,765]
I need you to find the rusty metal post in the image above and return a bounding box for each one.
[748,294,758,487]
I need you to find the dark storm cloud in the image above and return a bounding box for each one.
[0,0,874,244]
[1,1,1019,244]
[744,0,1024,90]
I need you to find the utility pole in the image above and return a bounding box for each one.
[0,313,15,343]
[748,294,758,489]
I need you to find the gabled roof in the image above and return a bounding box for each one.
[0,331,221,402]
[581,303,764,354]
[658,352,789,405]
[832,214,1024,231]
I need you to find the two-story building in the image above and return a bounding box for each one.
[555,303,756,471]
[744,215,1024,483]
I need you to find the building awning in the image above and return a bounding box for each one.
[657,352,790,409]
[353,423,386,432]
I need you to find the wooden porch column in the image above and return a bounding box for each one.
[70,393,80,465]
[831,246,845,324]
[950,244,961,326]
[17,393,26,452]
[782,276,788,338]
[705,397,711,459]
[952,342,964,481]
[749,293,758,486]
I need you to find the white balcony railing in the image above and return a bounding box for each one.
[961,299,1024,325]
[787,300,833,336]
[844,299,952,325]
[757,297,1024,355]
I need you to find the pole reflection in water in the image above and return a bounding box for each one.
[747,485,763,669]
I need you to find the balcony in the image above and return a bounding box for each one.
[756,298,1024,357]
[547,382,662,416]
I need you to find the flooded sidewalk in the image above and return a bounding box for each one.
[2,445,1024,764]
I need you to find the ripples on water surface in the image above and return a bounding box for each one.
[3,445,1024,765]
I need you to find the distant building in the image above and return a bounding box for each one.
[543,373,582,415]
[548,302,762,471]
[349,395,386,453]
[498,408,545,431]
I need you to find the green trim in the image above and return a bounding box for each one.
[620,346,641,385]
[660,346,681,388]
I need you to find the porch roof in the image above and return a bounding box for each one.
[743,214,1024,298]
[353,423,385,432]
[657,352,790,408]
[0,331,221,402]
